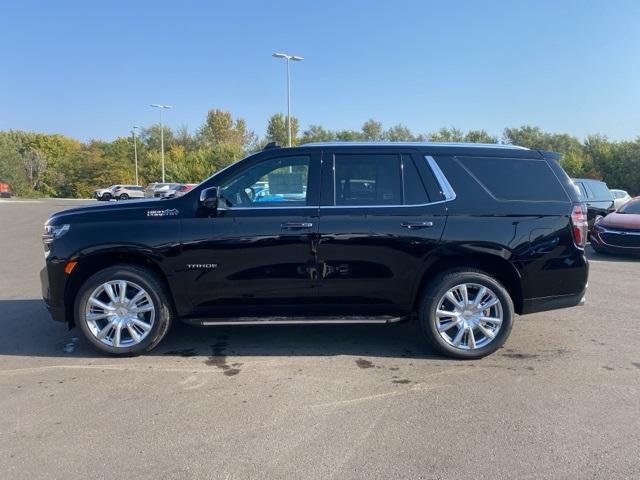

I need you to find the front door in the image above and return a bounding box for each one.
[316,148,447,314]
[183,151,321,316]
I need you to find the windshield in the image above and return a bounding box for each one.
[618,199,640,214]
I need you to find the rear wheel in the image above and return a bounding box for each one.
[119,193,129,200]
[419,269,514,359]
[74,265,172,355]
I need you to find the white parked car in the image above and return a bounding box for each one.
[94,185,118,201]
[95,185,143,201]
[112,185,144,200]
[611,189,632,210]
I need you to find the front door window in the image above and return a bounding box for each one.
[220,155,310,208]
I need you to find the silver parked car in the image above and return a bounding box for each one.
[610,189,632,210]
[112,185,144,200]
[145,182,182,198]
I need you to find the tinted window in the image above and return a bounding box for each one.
[619,199,640,214]
[402,155,430,204]
[221,155,310,207]
[458,157,568,201]
[587,181,613,200]
[334,154,401,206]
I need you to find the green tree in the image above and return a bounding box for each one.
[300,125,335,143]
[464,130,497,143]
[198,109,256,150]
[428,127,465,142]
[266,113,299,146]
[384,124,415,141]
[361,119,383,140]
[141,124,175,152]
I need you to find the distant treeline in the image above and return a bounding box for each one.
[1,109,638,197]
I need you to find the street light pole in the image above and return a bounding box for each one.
[150,104,173,182]
[272,53,303,147]
[132,126,139,186]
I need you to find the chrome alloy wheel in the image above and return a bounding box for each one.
[435,283,503,350]
[84,280,155,348]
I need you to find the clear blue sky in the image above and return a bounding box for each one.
[2,0,639,142]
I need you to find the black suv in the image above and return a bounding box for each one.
[40,142,589,359]
[571,178,615,227]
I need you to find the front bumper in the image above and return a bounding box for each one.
[40,265,68,322]
[591,228,640,255]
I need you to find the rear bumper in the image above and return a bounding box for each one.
[521,289,586,315]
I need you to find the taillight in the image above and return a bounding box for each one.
[571,203,588,248]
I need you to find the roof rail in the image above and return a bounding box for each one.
[298,141,529,150]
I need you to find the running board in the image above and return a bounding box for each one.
[183,315,409,327]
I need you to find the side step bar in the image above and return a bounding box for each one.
[183,315,410,327]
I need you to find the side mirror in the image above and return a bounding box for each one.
[200,187,219,210]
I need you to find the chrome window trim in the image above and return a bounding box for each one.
[221,205,315,210]
[219,153,457,210]
[425,155,456,202]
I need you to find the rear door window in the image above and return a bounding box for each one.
[334,154,402,206]
[457,157,569,202]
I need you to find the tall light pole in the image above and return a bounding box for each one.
[150,104,172,182]
[132,126,139,186]
[272,53,303,147]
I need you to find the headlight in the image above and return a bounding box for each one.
[42,224,70,245]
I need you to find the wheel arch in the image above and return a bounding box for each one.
[413,252,524,314]
[64,250,177,326]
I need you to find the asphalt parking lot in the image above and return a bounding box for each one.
[1,198,639,480]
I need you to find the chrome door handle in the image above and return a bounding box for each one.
[401,221,434,229]
[281,222,313,230]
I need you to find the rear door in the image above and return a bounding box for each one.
[316,148,447,313]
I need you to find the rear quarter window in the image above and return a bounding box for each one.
[456,156,569,202]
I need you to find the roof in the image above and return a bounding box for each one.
[298,141,529,150]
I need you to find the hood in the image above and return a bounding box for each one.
[46,197,180,226]
[598,212,640,231]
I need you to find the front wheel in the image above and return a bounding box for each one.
[101,193,112,201]
[74,265,173,355]
[419,269,514,359]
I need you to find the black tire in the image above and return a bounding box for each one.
[74,265,173,356]
[418,269,514,359]
[119,193,129,200]
[101,193,112,201]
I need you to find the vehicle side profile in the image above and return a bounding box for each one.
[112,185,144,200]
[610,189,632,210]
[41,142,589,359]
[95,185,144,201]
[94,185,118,201]
[571,178,615,227]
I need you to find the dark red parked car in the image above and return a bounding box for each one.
[590,197,640,255]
